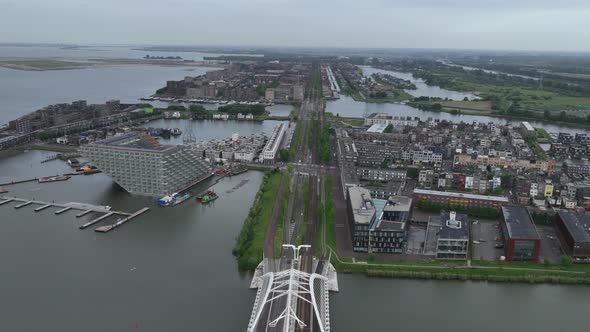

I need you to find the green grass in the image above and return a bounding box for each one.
[273,167,293,257]
[289,121,301,161]
[233,171,283,270]
[295,178,310,246]
[324,177,336,252]
[535,128,553,143]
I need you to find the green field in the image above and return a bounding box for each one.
[233,170,283,270]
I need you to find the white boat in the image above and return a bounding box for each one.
[158,192,191,207]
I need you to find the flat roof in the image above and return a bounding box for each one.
[414,189,510,203]
[372,196,412,231]
[557,210,590,244]
[502,206,540,240]
[521,121,534,131]
[367,123,388,133]
[90,132,175,152]
[438,211,469,240]
[348,187,375,225]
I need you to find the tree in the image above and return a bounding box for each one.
[463,97,469,101]
[406,168,419,179]
[383,123,394,133]
[560,256,573,267]
[279,149,289,162]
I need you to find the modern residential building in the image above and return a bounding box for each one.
[413,189,510,209]
[500,206,541,262]
[364,113,419,127]
[356,167,406,182]
[81,132,211,196]
[555,210,590,260]
[436,211,469,260]
[260,123,285,164]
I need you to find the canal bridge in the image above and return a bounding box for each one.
[247,245,338,332]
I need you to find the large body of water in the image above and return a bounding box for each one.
[2,45,590,331]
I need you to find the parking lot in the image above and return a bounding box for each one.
[406,223,427,255]
[537,225,564,263]
[471,219,504,260]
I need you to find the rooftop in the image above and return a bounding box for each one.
[502,206,540,240]
[348,187,375,225]
[90,132,176,152]
[367,123,388,133]
[557,210,590,244]
[438,211,469,240]
[414,188,510,203]
[372,196,412,231]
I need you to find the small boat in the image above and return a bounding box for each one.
[67,159,80,167]
[196,190,218,203]
[171,128,182,136]
[38,175,71,183]
[0,186,8,193]
[159,192,191,207]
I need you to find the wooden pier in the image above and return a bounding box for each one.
[0,196,149,233]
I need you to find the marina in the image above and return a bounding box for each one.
[0,195,149,232]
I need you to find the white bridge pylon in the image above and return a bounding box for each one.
[248,245,328,332]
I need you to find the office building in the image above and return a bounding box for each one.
[555,210,590,260]
[436,211,469,260]
[500,207,541,261]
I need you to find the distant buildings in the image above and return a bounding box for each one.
[260,123,286,164]
[500,206,541,261]
[81,132,211,196]
[436,211,469,260]
[364,113,419,127]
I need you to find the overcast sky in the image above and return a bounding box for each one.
[1,0,589,51]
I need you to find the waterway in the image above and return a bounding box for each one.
[0,149,260,331]
[327,95,590,135]
[332,274,590,332]
[0,65,214,125]
[137,118,288,144]
[360,66,480,100]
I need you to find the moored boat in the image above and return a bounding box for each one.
[38,175,71,183]
[158,192,191,207]
[196,190,218,203]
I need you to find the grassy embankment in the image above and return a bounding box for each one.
[294,178,310,246]
[288,121,301,161]
[233,170,283,270]
[273,167,292,257]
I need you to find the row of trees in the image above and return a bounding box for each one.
[415,199,500,218]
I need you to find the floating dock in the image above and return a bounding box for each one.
[79,212,114,229]
[0,196,149,233]
[95,207,150,233]
[54,207,72,215]
[14,201,33,209]
[35,204,53,212]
